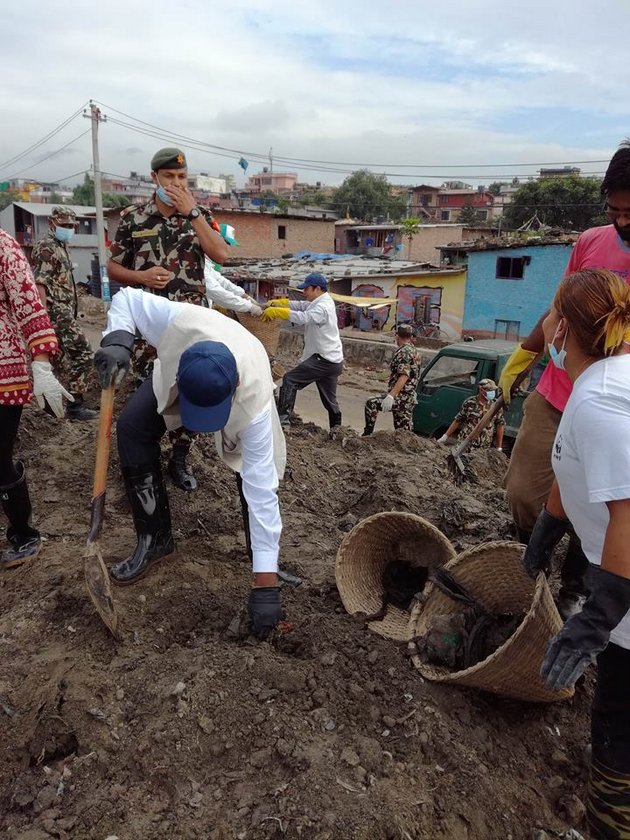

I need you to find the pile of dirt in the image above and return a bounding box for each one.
[0,408,592,840]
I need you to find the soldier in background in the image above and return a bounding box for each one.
[437,378,505,450]
[363,324,422,435]
[31,207,99,421]
[107,147,229,491]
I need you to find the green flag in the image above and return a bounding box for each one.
[0,182,9,192]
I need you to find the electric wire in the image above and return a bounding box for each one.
[0,103,89,174]
[4,130,91,180]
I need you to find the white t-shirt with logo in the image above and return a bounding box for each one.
[552,354,630,649]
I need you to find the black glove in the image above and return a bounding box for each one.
[522,508,568,579]
[94,330,135,389]
[248,587,283,639]
[541,566,630,690]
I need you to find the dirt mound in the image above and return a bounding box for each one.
[0,409,591,840]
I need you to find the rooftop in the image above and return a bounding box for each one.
[440,233,578,253]
[7,202,100,217]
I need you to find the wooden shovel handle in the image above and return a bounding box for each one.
[92,384,116,499]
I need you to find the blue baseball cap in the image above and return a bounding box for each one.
[177,341,238,432]
[296,272,328,290]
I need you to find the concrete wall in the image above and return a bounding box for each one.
[213,211,334,258]
[462,244,573,339]
[407,225,465,264]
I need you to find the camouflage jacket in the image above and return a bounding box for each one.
[31,232,77,317]
[454,395,505,448]
[388,343,422,399]
[109,197,215,295]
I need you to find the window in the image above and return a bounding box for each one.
[440,210,451,221]
[421,355,481,394]
[496,256,531,279]
[494,319,521,341]
[476,209,488,221]
[439,195,449,205]
[278,225,286,240]
[421,194,431,206]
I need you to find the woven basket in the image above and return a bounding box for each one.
[235,313,281,357]
[336,512,456,641]
[408,541,574,703]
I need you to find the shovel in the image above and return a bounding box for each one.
[447,364,536,482]
[84,383,119,637]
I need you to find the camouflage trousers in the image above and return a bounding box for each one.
[131,288,208,453]
[364,394,415,433]
[50,307,94,396]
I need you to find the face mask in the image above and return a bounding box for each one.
[484,389,496,401]
[155,175,174,206]
[54,226,74,243]
[548,323,567,370]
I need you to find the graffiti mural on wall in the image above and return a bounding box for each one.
[397,285,443,326]
[352,284,391,331]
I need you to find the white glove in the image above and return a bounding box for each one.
[437,434,449,445]
[381,394,394,412]
[249,303,263,317]
[32,361,74,418]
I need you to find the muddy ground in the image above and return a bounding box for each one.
[0,335,592,840]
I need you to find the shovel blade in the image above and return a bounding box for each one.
[84,543,119,638]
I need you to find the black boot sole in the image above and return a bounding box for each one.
[110,549,176,586]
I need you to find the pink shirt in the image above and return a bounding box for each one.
[536,225,630,411]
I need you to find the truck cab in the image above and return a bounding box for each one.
[412,339,528,445]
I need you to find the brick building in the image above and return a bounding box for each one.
[212,210,334,258]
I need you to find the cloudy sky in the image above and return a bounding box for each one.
[1,0,629,190]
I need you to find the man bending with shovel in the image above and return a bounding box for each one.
[94,287,286,638]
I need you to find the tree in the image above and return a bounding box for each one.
[71,174,130,208]
[488,181,506,196]
[49,191,65,204]
[331,169,403,221]
[0,190,22,211]
[399,217,422,259]
[503,176,605,230]
[297,189,331,208]
[458,202,480,225]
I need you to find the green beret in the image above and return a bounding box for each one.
[51,206,77,223]
[151,147,187,171]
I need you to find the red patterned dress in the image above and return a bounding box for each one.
[0,230,58,405]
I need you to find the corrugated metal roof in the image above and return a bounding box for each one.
[12,202,98,217]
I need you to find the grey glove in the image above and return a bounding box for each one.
[94,330,135,389]
[522,507,568,579]
[541,566,630,690]
[248,586,283,639]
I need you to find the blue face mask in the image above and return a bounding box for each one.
[548,323,567,370]
[155,175,174,206]
[54,226,74,243]
[484,389,496,401]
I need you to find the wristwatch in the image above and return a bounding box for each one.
[186,208,201,221]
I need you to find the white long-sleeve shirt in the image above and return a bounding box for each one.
[104,288,282,574]
[288,291,343,363]
[203,261,256,313]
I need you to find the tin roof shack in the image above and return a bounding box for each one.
[0,201,106,284]
[440,235,577,341]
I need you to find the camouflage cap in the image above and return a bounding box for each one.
[479,378,497,390]
[50,205,77,223]
[151,147,187,171]
[396,324,414,338]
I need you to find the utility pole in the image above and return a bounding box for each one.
[86,101,110,307]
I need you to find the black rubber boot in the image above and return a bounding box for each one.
[167,445,198,492]
[516,527,531,546]
[0,462,41,569]
[66,393,99,421]
[329,411,342,429]
[110,464,175,585]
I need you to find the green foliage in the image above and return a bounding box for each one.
[503,176,605,230]
[331,169,404,221]
[458,202,480,225]
[49,192,65,204]
[488,181,505,196]
[0,190,22,211]
[297,189,331,208]
[399,216,422,258]
[71,174,130,208]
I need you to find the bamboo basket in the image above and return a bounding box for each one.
[235,312,281,357]
[335,512,456,641]
[408,541,574,703]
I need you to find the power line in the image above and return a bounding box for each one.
[4,130,91,180]
[0,103,88,174]
[95,99,609,171]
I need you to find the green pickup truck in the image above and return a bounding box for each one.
[412,339,530,448]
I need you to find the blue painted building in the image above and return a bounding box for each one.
[442,239,576,340]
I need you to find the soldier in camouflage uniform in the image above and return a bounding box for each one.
[363,324,422,435]
[438,378,505,449]
[31,206,99,421]
[107,147,229,491]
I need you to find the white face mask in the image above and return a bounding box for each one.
[484,389,496,401]
[548,323,567,370]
